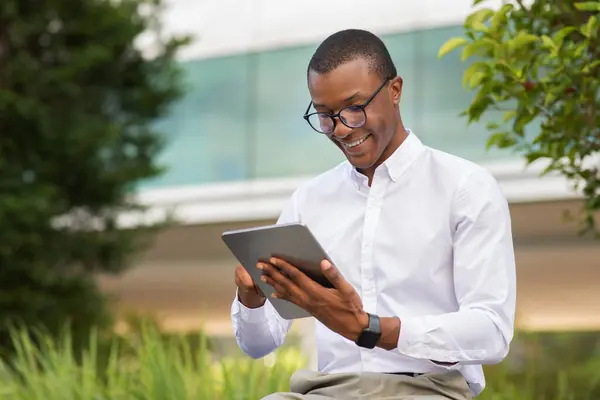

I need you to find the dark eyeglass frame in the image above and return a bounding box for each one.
[303,75,394,134]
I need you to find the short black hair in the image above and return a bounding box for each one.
[307,29,397,80]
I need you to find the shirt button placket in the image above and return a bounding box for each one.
[359,171,389,366]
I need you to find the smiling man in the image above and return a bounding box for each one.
[231,29,516,399]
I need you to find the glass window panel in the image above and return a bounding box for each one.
[251,45,342,179]
[139,55,251,189]
[142,25,523,189]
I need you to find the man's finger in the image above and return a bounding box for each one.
[260,261,310,307]
[261,275,287,299]
[259,262,299,294]
[269,257,314,290]
[321,260,359,299]
[235,265,256,291]
[239,267,255,286]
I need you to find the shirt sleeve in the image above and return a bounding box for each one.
[396,168,517,366]
[230,189,300,359]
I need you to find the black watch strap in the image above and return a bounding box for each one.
[355,313,382,349]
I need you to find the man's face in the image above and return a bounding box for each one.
[307,58,402,171]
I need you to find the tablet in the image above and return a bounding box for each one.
[221,222,334,320]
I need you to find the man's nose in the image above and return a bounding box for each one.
[332,119,353,140]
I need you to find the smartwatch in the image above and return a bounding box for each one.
[355,313,382,349]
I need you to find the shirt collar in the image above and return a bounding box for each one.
[349,129,425,187]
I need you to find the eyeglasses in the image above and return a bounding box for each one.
[303,76,394,135]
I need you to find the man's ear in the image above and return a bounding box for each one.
[390,76,403,106]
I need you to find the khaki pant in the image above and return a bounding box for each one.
[262,369,472,400]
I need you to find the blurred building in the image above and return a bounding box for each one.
[99,0,600,345]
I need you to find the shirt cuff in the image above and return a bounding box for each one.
[396,316,462,370]
[233,288,269,323]
[397,316,427,354]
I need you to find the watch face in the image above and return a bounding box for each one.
[359,331,379,349]
[356,313,382,349]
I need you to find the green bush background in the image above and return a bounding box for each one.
[0,323,598,400]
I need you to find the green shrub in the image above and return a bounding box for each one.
[479,331,600,400]
[0,326,305,400]
[0,0,190,358]
[1,327,599,399]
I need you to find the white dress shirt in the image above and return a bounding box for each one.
[231,131,516,396]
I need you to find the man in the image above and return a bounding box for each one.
[231,29,516,399]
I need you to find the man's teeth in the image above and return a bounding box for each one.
[344,135,369,148]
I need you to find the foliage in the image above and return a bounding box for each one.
[479,331,600,400]
[0,327,599,399]
[0,326,305,400]
[0,0,190,355]
[438,0,600,235]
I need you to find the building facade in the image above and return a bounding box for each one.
[99,0,600,344]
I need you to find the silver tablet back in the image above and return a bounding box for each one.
[222,223,332,320]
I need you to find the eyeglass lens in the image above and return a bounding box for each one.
[308,106,366,134]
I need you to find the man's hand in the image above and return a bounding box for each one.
[235,265,266,309]
[258,258,368,342]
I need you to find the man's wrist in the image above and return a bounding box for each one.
[356,311,369,340]
[351,313,400,350]
[347,311,369,342]
[377,316,401,351]
[237,291,266,309]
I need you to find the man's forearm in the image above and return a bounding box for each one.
[377,317,401,350]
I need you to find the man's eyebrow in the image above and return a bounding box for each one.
[312,92,360,109]
[343,92,360,102]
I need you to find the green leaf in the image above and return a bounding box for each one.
[472,21,490,33]
[525,151,548,165]
[544,91,557,107]
[465,8,495,29]
[438,37,468,58]
[462,62,490,88]
[486,131,516,150]
[461,38,498,60]
[581,15,598,38]
[486,121,501,130]
[495,60,518,78]
[493,42,509,60]
[582,59,600,73]
[468,72,488,88]
[490,4,514,33]
[514,110,538,136]
[553,27,577,46]
[574,40,589,57]
[486,132,506,149]
[509,31,540,53]
[574,2,600,11]
[540,35,556,50]
[466,91,495,123]
[503,110,517,122]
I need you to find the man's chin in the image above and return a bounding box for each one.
[346,154,376,171]
[340,138,378,171]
